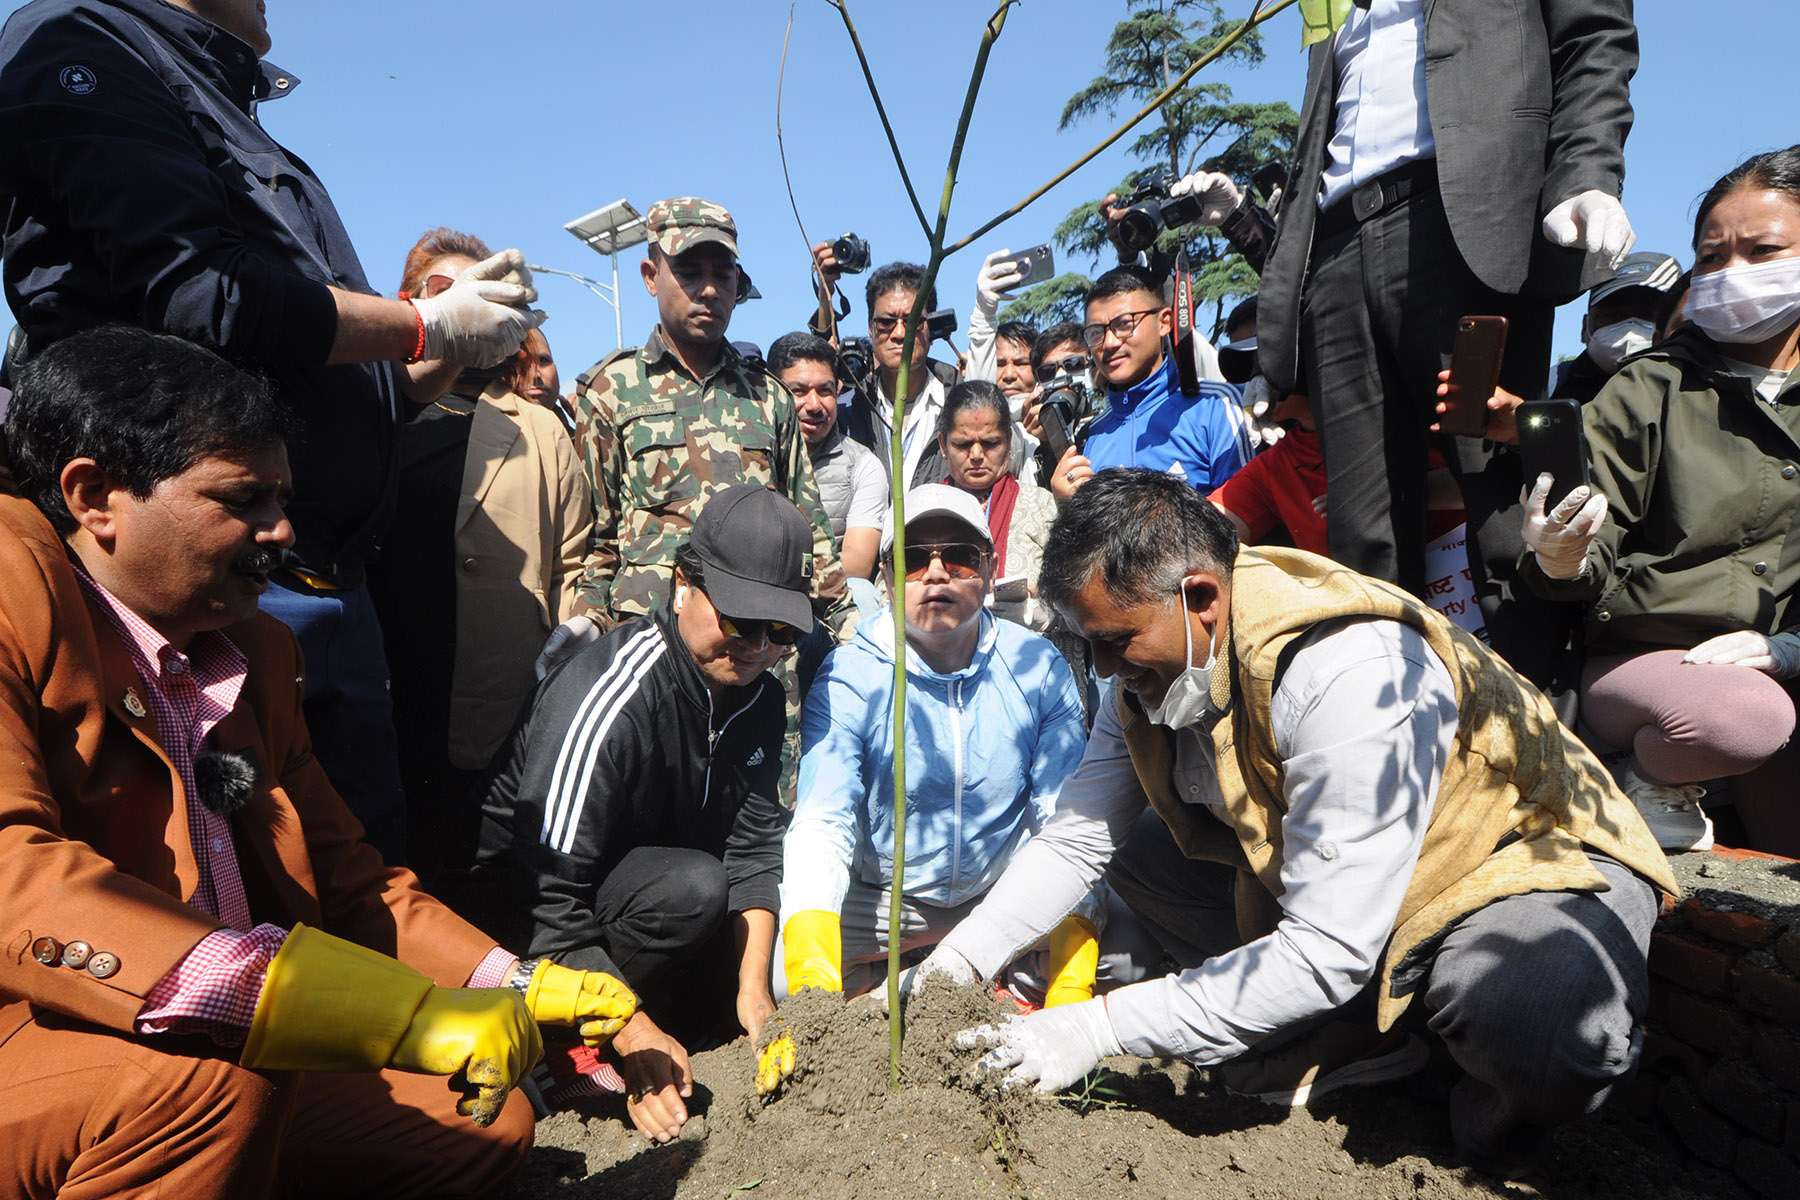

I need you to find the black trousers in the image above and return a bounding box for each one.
[578,845,738,1043]
[1301,179,1582,713]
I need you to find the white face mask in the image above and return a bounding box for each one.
[1686,257,1800,345]
[1142,580,1219,729]
[1586,318,1656,373]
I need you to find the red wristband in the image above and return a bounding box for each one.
[404,299,428,364]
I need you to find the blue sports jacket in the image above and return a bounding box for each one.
[782,610,1086,915]
[1082,356,1250,492]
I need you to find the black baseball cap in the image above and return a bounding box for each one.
[688,484,816,632]
[1589,251,1682,306]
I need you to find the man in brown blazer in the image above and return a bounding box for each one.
[0,326,634,1198]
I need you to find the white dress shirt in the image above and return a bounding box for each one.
[939,616,1458,1064]
[1318,0,1436,211]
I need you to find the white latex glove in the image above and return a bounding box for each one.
[1521,474,1608,580]
[535,614,600,681]
[901,944,976,998]
[413,249,547,368]
[849,944,977,1018]
[976,249,1026,316]
[1170,170,1244,227]
[1683,630,1800,679]
[955,999,1123,1094]
[1542,191,1636,270]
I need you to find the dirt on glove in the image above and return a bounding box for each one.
[502,975,1747,1199]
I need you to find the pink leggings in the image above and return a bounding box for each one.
[1581,650,1797,785]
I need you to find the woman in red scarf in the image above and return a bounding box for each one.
[937,381,1058,630]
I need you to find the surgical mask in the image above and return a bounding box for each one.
[1686,257,1800,345]
[1586,318,1655,373]
[1142,581,1219,729]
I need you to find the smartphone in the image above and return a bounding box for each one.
[1006,244,1055,288]
[1516,398,1591,511]
[1439,315,1509,438]
[1039,402,1073,465]
[991,574,1028,603]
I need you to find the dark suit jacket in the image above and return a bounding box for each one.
[0,495,496,1044]
[1258,0,1638,392]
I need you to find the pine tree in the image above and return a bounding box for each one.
[1001,0,1297,336]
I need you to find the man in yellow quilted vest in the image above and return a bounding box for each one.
[923,469,1677,1178]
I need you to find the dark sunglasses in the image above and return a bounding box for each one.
[716,611,803,646]
[896,541,989,582]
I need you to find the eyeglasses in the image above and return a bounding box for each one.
[869,314,915,337]
[895,542,989,582]
[1041,354,1093,376]
[1080,309,1160,348]
[715,611,803,646]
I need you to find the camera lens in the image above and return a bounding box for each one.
[1117,203,1163,254]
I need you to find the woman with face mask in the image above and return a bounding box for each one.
[1519,146,1800,859]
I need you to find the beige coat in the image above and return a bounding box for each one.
[1120,546,1678,1031]
[450,383,593,769]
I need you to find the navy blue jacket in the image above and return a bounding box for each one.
[0,0,398,583]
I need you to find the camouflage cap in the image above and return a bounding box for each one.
[645,197,739,260]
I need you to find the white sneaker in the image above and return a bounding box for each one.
[1617,767,1713,852]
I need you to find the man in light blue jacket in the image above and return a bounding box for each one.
[776,485,1094,1002]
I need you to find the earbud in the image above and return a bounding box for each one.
[674,585,689,612]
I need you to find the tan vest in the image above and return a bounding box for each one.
[1118,547,1679,1030]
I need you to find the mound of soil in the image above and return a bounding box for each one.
[502,981,1748,1200]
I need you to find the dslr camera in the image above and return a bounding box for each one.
[837,336,873,386]
[831,233,872,275]
[1038,370,1096,436]
[1112,168,1205,254]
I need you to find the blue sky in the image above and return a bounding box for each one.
[10,0,1792,379]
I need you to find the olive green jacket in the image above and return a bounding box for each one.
[1521,327,1800,654]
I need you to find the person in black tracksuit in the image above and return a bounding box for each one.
[474,485,817,1144]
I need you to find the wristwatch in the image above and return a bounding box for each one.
[506,958,543,996]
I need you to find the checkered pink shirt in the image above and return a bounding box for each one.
[76,568,516,1042]
[77,568,252,930]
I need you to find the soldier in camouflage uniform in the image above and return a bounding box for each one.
[569,197,849,801]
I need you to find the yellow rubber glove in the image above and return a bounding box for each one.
[782,909,843,994]
[1044,915,1100,1008]
[524,961,638,1047]
[393,985,544,1126]
[240,924,543,1127]
[755,1030,796,1096]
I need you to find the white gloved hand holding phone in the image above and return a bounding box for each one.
[976,249,1027,317]
[1521,473,1608,580]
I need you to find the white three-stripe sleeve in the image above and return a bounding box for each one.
[540,627,667,853]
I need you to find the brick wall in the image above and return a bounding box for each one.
[1624,848,1800,1200]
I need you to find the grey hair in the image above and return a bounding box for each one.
[1039,469,1238,610]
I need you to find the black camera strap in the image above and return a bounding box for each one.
[1171,247,1201,398]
